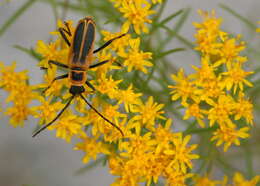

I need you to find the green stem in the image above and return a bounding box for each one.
[0,0,36,37]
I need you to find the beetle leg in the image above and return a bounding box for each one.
[48,60,69,69]
[58,22,72,47]
[85,81,96,92]
[93,33,126,53]
[43,74,68,94]
[89,60,109,69]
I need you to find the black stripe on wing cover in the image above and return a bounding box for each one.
[80,22,95,63]
[72,22,84,63]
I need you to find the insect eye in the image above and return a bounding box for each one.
[71,71,83,81]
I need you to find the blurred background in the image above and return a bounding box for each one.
[0,0,259,185]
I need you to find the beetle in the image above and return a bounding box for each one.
[32,17,125,137]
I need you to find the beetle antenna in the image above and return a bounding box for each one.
[32,95,75,137]
[79,94,124,136]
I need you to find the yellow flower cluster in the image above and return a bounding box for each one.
[168,10,254,152]
[0,62,35,126]
[194,172,260,186]
[1,1,257,185]
[0,10,198,184]
[110,0,162,34]
[257,21,260,32]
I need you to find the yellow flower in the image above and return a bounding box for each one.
[119,38,153,73]
[31,96,64,125]
[191,56,217,84]
[118,1,155,34]
[151,0,163,4]
[194,174,221,186]
[101,30,131,54]
[92,50,120,77]
[84,98,126,138]
[168,68,200,106]
[6,83,36,105]
[119,131,156,157]
[183,103,207,128]
[74,135,110,164]
[115,84,142,112]
[218,36,247,68]
[207,95,235,127]
[232,172,260,186]
[0,62,28,91]
[36,40,67,68]
[164,133,199,173]
[211,124,250,152]
[165,169,193,186]
[234,92,253,125]
[95,74,122,99]
[48,112,84,142]
[257,21,260,32]
[35,68,69,97]
[193,10,225,55]
[154,119,175,154]
[221,62,253,93]
[131,96,166,131]
[6,101,33,127]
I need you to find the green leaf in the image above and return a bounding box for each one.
[13,45,42,60]
[219,4,257,31]
[74,156,106,175]
[160,9,184,25]
[161,25,195,49]
[155,48,185,59]
[47,0,58,21]
[185,125,218,134]
[0,0,36,37]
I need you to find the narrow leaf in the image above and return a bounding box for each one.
[13,45,42,60]
[155,48,185,59]
[219,4,257,31]
[74,156,105,175]
[0,0,36,37]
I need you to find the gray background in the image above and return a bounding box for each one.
[0,0,259,186]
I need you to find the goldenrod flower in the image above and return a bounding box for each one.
[194,174,221,186]
[207,95,235,127]
[93,50,120,77]
[75,135,110,163]
[0,62,28,91]
[164,134,199,173]
[165,170,193,186]
[234,92,253,125]
[31,96,64,125]
[257,21,260,32]
[115,84,142,113]
[118,1,155,34]
[6,101,33,127]
[211,124,249,152]
[193,10,225,55]
[232,172,260,186]
[151,0,163,4]
[221,62,253,93]
[101,30,131,54]
[35,68,69,97]
[131,96,165,131]
[36,40,67,68]
[0,62,34,127]
[168,68,200,106]
[154,119,175,154]
[183,103,206,128]
[48,112,85,142]
[119,38,153,73]
[96,74,122,99]
[218,36,247,68]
